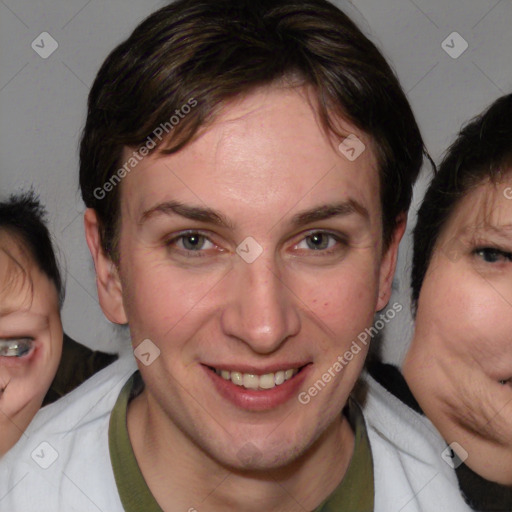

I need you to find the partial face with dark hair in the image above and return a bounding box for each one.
[86,86,403,500]
[0,233,63,455]
[404,176,512,485]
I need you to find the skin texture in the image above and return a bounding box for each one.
[85,85,404,511]
[0,234,63,455]
[404,179,512,485]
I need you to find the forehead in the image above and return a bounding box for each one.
[435,178,512,246]
[119,86,381,226]
[0,232,30,280]
[0,235,58,316]
[452,179,512,226]
[0,246,33,314]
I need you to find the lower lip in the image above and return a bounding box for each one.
[203,364,312,411]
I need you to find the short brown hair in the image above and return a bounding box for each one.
[80,0,425,259]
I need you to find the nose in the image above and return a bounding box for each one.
[220,257,301,354]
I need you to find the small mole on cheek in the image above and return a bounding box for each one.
[324,302,329,307]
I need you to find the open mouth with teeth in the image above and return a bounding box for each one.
[207,365,308,391]
[210,367,302,390]
[204,363,311,410]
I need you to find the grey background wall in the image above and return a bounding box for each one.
[1,0,511,363]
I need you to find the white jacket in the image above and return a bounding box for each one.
[357,370,473,512]
[0,355,137,512]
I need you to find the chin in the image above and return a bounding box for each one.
[470,458,512,487]
[225,446,302,473]
[207,430,310,473]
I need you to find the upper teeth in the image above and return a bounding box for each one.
[215,368,299,390]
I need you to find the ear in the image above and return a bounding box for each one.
[376,212,407,311]
[84,209,127,324]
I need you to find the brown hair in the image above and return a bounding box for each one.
[79,0,425,260]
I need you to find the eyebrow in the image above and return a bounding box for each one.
[139,199,369,230]
[290,200,369,227]
[140,200,234,229]
[469,224,512,239]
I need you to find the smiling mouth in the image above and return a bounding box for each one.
[207,365,306,391]
[0,339,33,358]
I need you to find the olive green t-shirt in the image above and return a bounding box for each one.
[109,372,374,512]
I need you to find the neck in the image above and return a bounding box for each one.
[127,389,354,512]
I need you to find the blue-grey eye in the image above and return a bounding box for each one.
[0,338,34,357]
[303,232,336,250]
[475,248,512,263]
[173,233,216,252]
[181,234,207,250]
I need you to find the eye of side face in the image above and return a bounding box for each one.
[0,337,34,357]
[473,247,512,263]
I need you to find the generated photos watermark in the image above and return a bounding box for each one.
[441,442,468,469]
[298,302,403,404]
[134,338,161,366]
[93,98,198,200]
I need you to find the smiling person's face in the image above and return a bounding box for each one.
[404,178,512,484]
[0,235,63,455]
[86,86,402,473]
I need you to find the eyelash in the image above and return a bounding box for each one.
[165,230,345,257]
[0,337,35,343]
[473,246,512,263]
[0,337,34,357]
[293,231,346,255]
[165,230,217,258]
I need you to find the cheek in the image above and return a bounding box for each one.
[121,255,223,343]
[417,265,512,370]
[121,245,381,352]
[296,263,379,344]
[4,326,62,408]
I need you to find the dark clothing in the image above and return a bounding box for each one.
[368,361,512,512]
[42,333,118,406]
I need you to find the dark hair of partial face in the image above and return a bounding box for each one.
[79,0,426,261]
[0,190,64,307]
[411,93,512,311]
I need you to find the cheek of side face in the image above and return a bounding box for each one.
[416,252,512,383]
[33,303,63,397]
